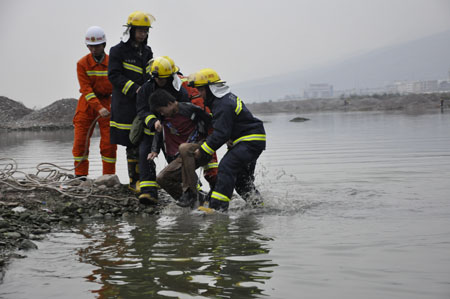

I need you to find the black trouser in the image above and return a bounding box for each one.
[138,133,157,197]
[210,141,264,205]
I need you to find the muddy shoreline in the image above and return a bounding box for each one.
[0,175,171,282]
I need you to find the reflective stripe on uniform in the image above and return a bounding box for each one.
[86,70,108,76]
[235,97,243,115]
[85,92,96,101]
[144,128,155,136]
[122,80,135,95]
[102,156,116,163]
[203,162,218,170]
[73,155,88,162]
[122,62,143,74]
[201,142,215,155]
[110,121,132,130]
[145,64,151,73]
[140,181,159,188]
[232,134,266,146]
[145,114,156,126]
[211,191,230,202]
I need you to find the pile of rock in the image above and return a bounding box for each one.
[8,98,78,130]
[0,174,171,280]
[0,96,33,128]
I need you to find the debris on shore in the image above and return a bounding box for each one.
[0,173,171,281]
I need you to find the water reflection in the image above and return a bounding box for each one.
[76,214,277,298]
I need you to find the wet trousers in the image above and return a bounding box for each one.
[211,141,265,204]
[156,143,212,200]
[72,113,117,176]
[138,133,158,197]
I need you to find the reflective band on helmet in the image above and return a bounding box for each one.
[145,114,156,126]
[102,156,116,163]
[144,128,155,135]
[122,80,135,95]
[203,162,218,170]
[235,97,243,115]
[211,191,230,202]
[85,93,96,101]
[110,121,132,130]
[232,134,266,146]
[140,181,159,188]
[122,62,143,74]
[86,70,108,76]
[201,142,215,155]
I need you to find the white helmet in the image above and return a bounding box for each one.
[85,26,106,45]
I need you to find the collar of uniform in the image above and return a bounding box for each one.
[172,74,182,91]
[210,83,231,98]
[87,53,108,67]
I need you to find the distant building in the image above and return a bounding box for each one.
[304,83,333,99]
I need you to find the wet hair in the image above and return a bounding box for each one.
[149,89,176,112]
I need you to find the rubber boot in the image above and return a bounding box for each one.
[138,193,158,205]
[127,147,140,193]
[177,189,198,208]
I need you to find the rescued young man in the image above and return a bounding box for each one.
[147,88,214,208]
[188,68,266,211]
[161,56,219,186]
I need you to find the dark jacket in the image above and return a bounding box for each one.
[108,41,153,146]
[151,102,211,158]
[136,78,190,129]
[200,92,266,155]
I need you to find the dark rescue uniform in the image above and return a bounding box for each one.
[200,92,266,208]
[136,78,189,197]
[108,41,153,146]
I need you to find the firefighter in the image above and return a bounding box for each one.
[108,11,155,192]
[72,26,117,178]
[188,68,266,211]
[135,56,190,205]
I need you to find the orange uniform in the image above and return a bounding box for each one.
[72,53,117,176]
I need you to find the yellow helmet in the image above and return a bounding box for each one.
[162,56,179,74]
[188,68,225,87]
[126,11,155,27]
[150,57,173,78]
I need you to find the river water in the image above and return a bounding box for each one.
[1,111,450,298]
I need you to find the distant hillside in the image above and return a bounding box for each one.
[0,96,33,128]
[246,93,449,114]
[234,30,450,102]
[1,98,77,130]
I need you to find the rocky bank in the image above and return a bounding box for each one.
[0,174,171,282]
[246,92,450,114]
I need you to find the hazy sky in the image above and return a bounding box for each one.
[1,0,450,108]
